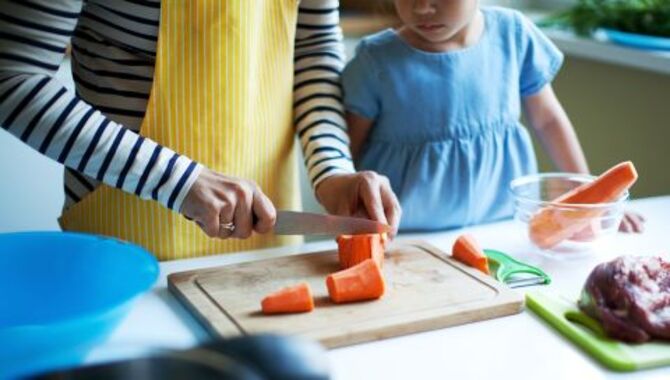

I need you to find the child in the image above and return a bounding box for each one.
[342,0,643,232]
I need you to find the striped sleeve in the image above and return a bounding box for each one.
[0,0,201,212]
[294,0,355,188]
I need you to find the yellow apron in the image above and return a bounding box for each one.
[60,0,302,260]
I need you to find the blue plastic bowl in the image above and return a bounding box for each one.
[0,232,158,379]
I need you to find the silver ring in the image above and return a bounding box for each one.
[219,222,235,232]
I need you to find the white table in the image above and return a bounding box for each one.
[96,196,670,380]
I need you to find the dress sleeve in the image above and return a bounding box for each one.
[517,13,564,97]
[0,0,201,212]
[342,41,380,120]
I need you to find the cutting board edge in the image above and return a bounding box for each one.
[168,272,244,338]
[315,292,525,348]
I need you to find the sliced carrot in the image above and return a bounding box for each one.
[326,259,385,304]
[546,161,637,205]
[452,234,490,275]
[261,282,314,315]
[336,233,386,269]
[529,161,638,249]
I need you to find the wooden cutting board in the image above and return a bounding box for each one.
[168,240,524,348]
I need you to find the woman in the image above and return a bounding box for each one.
[0,0,400,260]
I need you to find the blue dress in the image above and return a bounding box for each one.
[342,7,564,231]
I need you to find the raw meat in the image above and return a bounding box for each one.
[579,256,670,343]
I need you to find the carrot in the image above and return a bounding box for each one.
[546,161,637,205]
[326,259,385,304]
[452,234,490,275]
[261,282,314,315]
[336,233,386,269]
[529,161,638,249]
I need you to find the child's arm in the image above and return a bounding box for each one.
[346,112,375,160]
[523,85,644,233]
[523,84,589,174]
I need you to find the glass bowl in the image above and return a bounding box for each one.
[510,173,627,258]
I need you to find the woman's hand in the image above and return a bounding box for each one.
[315,172,402,238]
[619,211,645,233]
[180,168,276,239]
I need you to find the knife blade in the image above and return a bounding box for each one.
[273,210,390,236]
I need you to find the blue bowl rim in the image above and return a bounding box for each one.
[0,231,159,330]
[509,172,630,210]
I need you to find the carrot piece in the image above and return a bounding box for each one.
[546,161,638,205]
[529,161,638,249]
[326,259,385,304]
[261,282,314,315]
[336,233,386,269]
[452,234,490,275]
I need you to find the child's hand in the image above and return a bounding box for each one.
[619,211,645,233]
[315,172,402,238]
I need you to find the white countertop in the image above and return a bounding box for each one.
[95,196,670,380]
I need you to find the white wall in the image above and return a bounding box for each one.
[0,60,74,233]
[0,129,64,232]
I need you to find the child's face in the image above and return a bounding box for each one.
[394,0,479,46]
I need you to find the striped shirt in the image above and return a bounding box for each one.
[0,0,354,213]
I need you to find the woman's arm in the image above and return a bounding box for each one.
[293,0,354,186]
[293,0,401,235]
[0,0,199,212]
[0,0,278,239]
[346,112,374,160]
[523,84,588,174]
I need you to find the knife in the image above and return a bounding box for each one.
[272,210,390,236]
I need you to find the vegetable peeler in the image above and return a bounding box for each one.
[483,249,551,288]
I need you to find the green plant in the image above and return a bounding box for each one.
[541,0,670,38]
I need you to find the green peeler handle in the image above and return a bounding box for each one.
[483,249,551,285]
